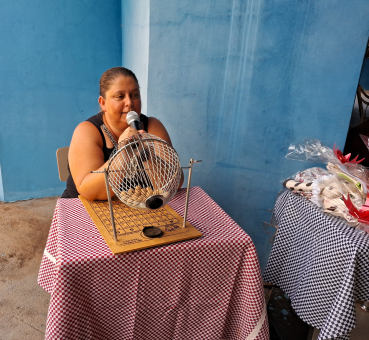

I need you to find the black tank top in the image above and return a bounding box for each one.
[61,113,149,198]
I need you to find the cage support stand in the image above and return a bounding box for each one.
[182,159,201,228]
[104,168,118,243]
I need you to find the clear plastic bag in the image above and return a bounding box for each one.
[285,138,336,164]
[286,138,369,195]
[284,138,369,228]
[319,176,365,225]
[293,167,331,183]
[282,167,332,203]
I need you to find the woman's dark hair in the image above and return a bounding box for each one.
[99,67,139,98]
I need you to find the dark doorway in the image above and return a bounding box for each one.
[344,38,369,167]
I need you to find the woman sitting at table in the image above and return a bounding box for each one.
[62,66,184,200]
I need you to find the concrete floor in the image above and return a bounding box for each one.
[0,196,57,340]
[1,196,369,340]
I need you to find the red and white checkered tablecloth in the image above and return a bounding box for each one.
[38,186,268,340]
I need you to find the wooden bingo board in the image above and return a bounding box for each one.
[79,195,202,254]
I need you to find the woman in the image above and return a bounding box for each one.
[62,67,184,200]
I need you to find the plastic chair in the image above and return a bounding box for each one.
[357,84,369,124]
[56,147,70,181]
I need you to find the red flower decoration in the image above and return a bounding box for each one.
[333,144,364,164]
[342,194,369,224]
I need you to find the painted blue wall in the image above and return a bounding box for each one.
[146,0,369,270]
[121,0,150,113]
[0,0,121,201]
[0,165,4,201]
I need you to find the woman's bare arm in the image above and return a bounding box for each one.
[68,121,113,200]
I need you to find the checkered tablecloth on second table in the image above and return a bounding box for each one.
[263,190,369,340]
[38,186,268,340]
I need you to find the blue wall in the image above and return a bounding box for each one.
[146,0,369,270]
[0,0,121,201]
[121,0,150,112]
[0,165,4,201]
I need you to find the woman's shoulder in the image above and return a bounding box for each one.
[72,119,104,147]
[74,113,103,135]
[147,116,172,145]
[86,112,103,127]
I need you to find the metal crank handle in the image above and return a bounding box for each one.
[182,159,202,228]
[181,160,202,170]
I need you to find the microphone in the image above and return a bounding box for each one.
[126,111,141,131]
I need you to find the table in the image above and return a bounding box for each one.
[263,190,369,340]
[38,187,268,340]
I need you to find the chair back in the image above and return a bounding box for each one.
[56,147,70,181]
[357,85,369,124]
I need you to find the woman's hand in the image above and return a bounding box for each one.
[118,126,145,144]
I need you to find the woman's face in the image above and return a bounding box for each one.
[99,75,141,131]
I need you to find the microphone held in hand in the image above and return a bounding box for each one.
[126,111,141,131]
